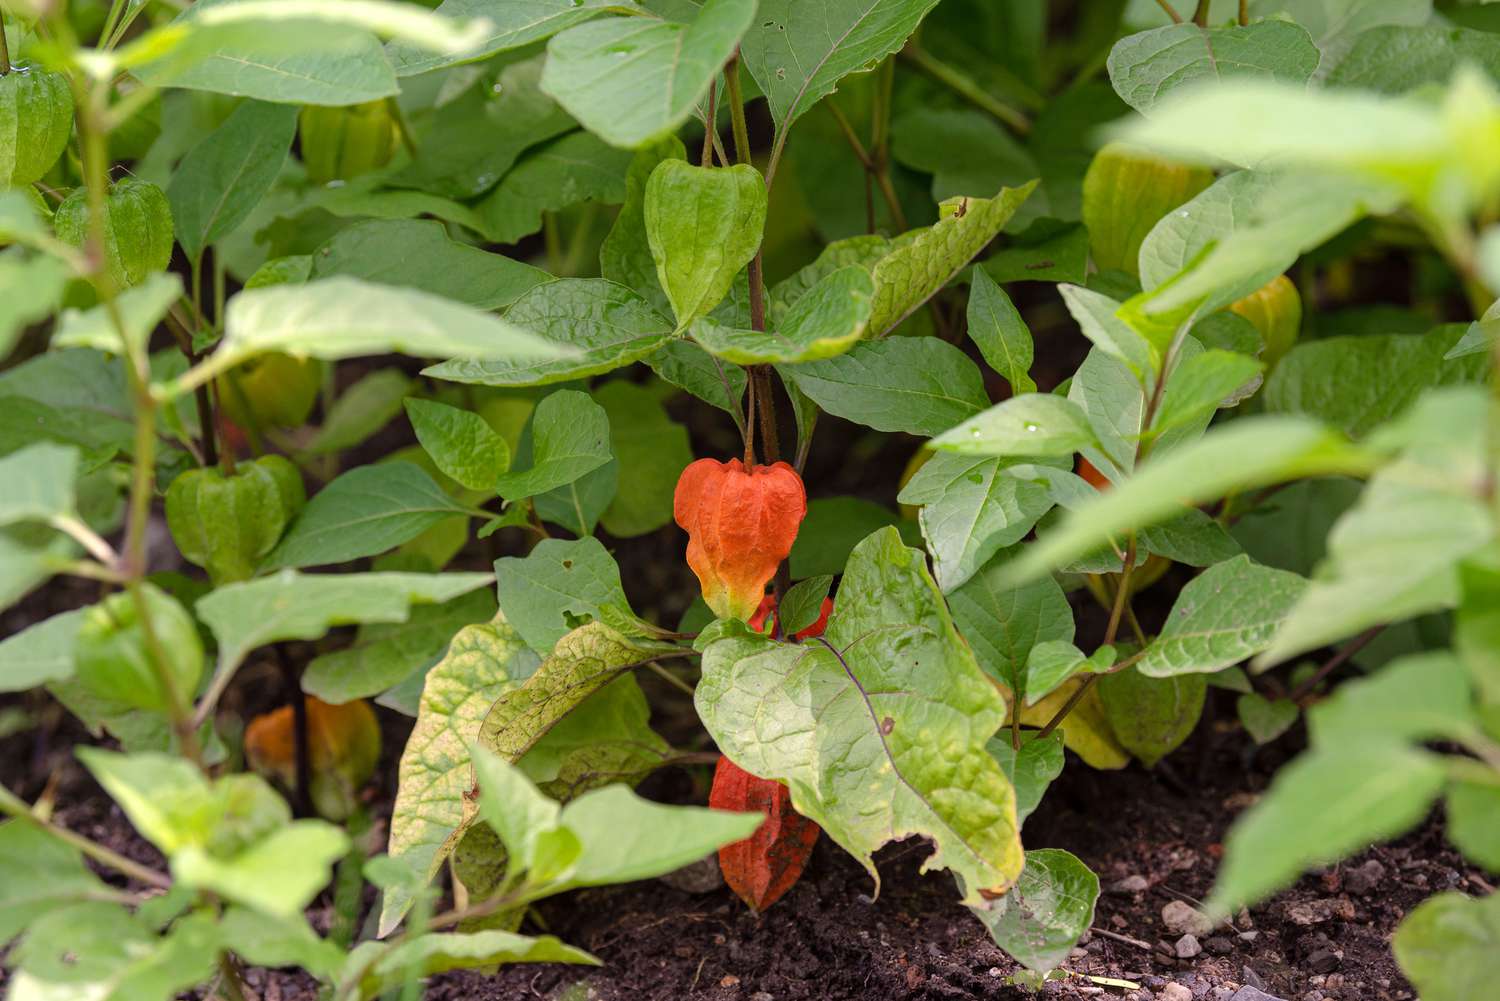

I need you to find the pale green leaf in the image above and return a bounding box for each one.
[1445,781,1500,873]
[264,463,476,569]
[1152,349,1264,437]
[1209,744,1446,912]
[1135,555,1308,678]
[931,393,1098,459]
[986,732,1065,827]
[781,336,989,436]
[493,390,612,501]
[1393,891,1500,1001]
[972,848,1099,976]
[173,822,349,918]
[600,136,685,315]
[345,930,596,1000]
[405,398,511,493]
[476,130,632,244]
[0,253,70,361]
[541,0,756,148]
[386,0,633,78]
[0,443,78,527]
[967,268,1036,394]
[697,527,1024,905]
[468,745,567,880]
[0,822,112,948]
[0,609,85,693]
[689,265,874,364]
[645,160,767,327]
[1024,640,1116,706]
[303,369,412,456]
[494,537,634,653]
[424,279,674,388]
[1307,652,1477,747]
[1057,283,1153,379]
[52,274,183,359]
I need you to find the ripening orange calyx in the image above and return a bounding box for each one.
[673,458,807,621]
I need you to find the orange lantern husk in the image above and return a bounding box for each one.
[709,756,821,911]
[673,458,807,621]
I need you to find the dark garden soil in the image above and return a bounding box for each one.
[2,666,1488,1001]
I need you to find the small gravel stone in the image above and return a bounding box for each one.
[1113,874,1151,893]
[1307,948,1341,973]
[1205,935,1233,955]
[1163,900,1215,937]
[1282,898,1355,925]
[1160,984,1194,1001]
[749,994,773,1001]
[1344,859,1387,895]
[1176,934,1203,959]
[1230,987,1287,1001]
[1242,966,1267,990]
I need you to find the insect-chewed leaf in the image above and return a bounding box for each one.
[697,526,1023,905]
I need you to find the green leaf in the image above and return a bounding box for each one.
[264,463,475,569]
[1057,283,1153,379]
[310,220,549,311]
[1393,891,1500,1001]
[1263,327,1487,440]
[1307,652,1477,748]
[0,822,112,948]
[468,744,572,880]
[494,390,612,502]
[997,416,1374,589]
[533,456,619,537]
[898,453,1057,593]
[601,136,685,314]
[1328,24,1500,95]
[173,822,349,918]
[1231,477,1362,577]
[972,848,1099,976]
[646,339,748,418]
[986,731,1065,827]
[966,268,1036,394]
[781,337,989,436]
[690,265,874,364]
[0,252,70,361]
[197,569,493,677]
[1261,395,1493,667]
[541,0,757,148]
[476,130,632,244]
[742,0,942,133]
[0,609,85,693]
[1098,667,1205,768]
[644,161,767,328]
[302,588,497,704]
[866,184,1036,338]
[788,496,912,577]
[594,380,693,537]
[0,442,77,527]
[494,537,634,653]
[386,0,630,78]
[1024,640,1116,706]
[207,277,570,380]
[1152,349,1264,437]
[892,107,1040,214]
[779,575,833,637]
[345,930,597,1000]
[304,369,412,456]
[1236,693,1298,745]
[425,279,674,388]
[167,99,297,261]
[405,398,511,493]
[949,546,1073,692]
[380,616,541,936]
[981,218,1089,285]
[1445,781,1500,872]
[8,902,217,1001]
[931,393,1098,459]
[1107,20,1320,115]
[53,274,184,359]
[1135,556,1308,678]
[218,907,344,980]
[697,527,1024,904]
[1209,744,1446,912]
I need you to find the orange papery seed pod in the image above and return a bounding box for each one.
[709,756,821,912]
[748,593,833,640]
[673,458,807,621]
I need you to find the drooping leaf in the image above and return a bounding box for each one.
[1135,556,1307,678]
[167,99,298,261]
[541,0,756,148]
[343,930,597,1001]
[972,848,1099,976]
[601,136,686,315]
[781,337,989,436]
[425,279,675,388]
[264,463,476,569]
[697,527,1024,905]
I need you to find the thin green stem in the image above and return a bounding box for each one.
[0,784,174,889]
[542,212,563,275]
[1154,0,1184,22]
[725,55,766,334]
[900,44,1030,135]
[1192,0,1211,26]
[49,514,118,566]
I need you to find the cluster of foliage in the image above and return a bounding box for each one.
[2,0,1499,997]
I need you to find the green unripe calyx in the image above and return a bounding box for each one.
[75,583,205,715]
[1082,142,1214,277]
[53,177,174,289]
[0,64,74,187]
[298,100,400,185]
[165,454,307,585]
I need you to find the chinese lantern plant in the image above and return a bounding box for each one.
[4,0,1500,998]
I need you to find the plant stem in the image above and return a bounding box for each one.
[49,514,118,566]
[1290,626,1384,703]
[0,16,11,73]
[1238,0,1249,25]
[0,783,174,889]
[900,43,1030,135]
[217,954,249,1001]
[1193,0,1211,25]
[724,53,766,334]
[701,77,719,167]
[1037,536,1137,741]
[274,645,313,817]
[1154,0,1184,22]
[163,308,218,467]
